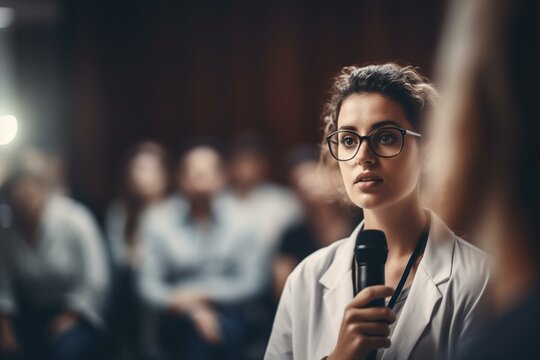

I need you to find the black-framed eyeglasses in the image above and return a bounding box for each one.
[326,126,422,161]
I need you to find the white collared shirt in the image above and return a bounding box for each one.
[138,193,265,309]
[0,195,109,327]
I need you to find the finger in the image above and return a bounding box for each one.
[352,322,391,337]
[209,319,223,343]
[192,319,211,342]
[198,323,216,343]
[345,306,396,324]
[351,286,395,308]
[360,336,392,350]
[200,315,222,344]
[206,324,222,344]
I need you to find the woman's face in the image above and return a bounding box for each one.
[229,151,267,190]
[336,93,422,211]
[179,146,226,199]
[128,152,168,202]
[9,178,47,224]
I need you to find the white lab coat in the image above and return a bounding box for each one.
[265,211,490,360]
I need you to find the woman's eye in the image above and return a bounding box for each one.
[377,133,396,144]
[340,136,358,147]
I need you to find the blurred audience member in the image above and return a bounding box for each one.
[20,147,70,196]
[0,165,109,360]
[430,0,540,358]
[224,135,305,358]
[105,142,172,359]
[106,141,171,269]
[139,145,260,360]
[273,146,356,300]
[225,133,303,250]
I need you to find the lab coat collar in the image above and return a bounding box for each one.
[318,209,454,292]
[383,212,456,359]
[318,221,361,291]
[419,210,455,285]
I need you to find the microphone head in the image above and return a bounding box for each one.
[355,229,388,265]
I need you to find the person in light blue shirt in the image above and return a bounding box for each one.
[139,145,261,360]
[0,168,109,360]
[224,134,303,253]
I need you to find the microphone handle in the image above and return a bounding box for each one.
[357,264,385,306]
[357,263,385,360]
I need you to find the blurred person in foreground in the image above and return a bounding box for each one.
[430,0,540,358]
[139,145,260,360]
[265,64,490,360]
[0,166,109,360]
[273,146,355,300]
[105,142,172,359]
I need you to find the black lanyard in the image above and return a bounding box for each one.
[352,221,430,310]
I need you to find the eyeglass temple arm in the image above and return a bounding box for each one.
[404,129,422,138]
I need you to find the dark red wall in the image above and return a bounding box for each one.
[48,0,446,216]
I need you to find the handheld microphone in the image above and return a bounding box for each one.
[354,230,388,360]
[354,229,388,306]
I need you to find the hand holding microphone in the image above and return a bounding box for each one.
[327,285,395,360]
[328,230,395,360]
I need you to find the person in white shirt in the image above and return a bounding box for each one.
[222,135,306,354]
[224,133,303,251]
[265,63,490,360]
[0,168,109,360]
[139,145,261,360]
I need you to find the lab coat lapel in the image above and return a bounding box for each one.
[381,267,442,359]
[322,268,354,338]
[319,223,362,346]
[381,211,455,360]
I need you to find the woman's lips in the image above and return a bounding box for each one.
[355,179,383,191]
[354,173,383,191]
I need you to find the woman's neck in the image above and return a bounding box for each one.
[363,192,427,259]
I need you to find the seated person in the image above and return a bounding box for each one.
[273,147,355,300]
[105,141,172,359]
[0,167,109,360]
[139,145,261,360]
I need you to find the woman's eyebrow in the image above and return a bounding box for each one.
[371,120,401,129]
[338,120,400,132]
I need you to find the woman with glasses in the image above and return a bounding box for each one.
[265,63,490,360]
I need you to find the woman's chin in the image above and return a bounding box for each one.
[351,193,388,210]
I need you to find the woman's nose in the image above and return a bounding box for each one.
[354,139,376,166]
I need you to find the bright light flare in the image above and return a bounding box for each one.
[0,115,18,145]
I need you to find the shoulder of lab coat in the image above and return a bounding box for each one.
[265,210,491,360]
